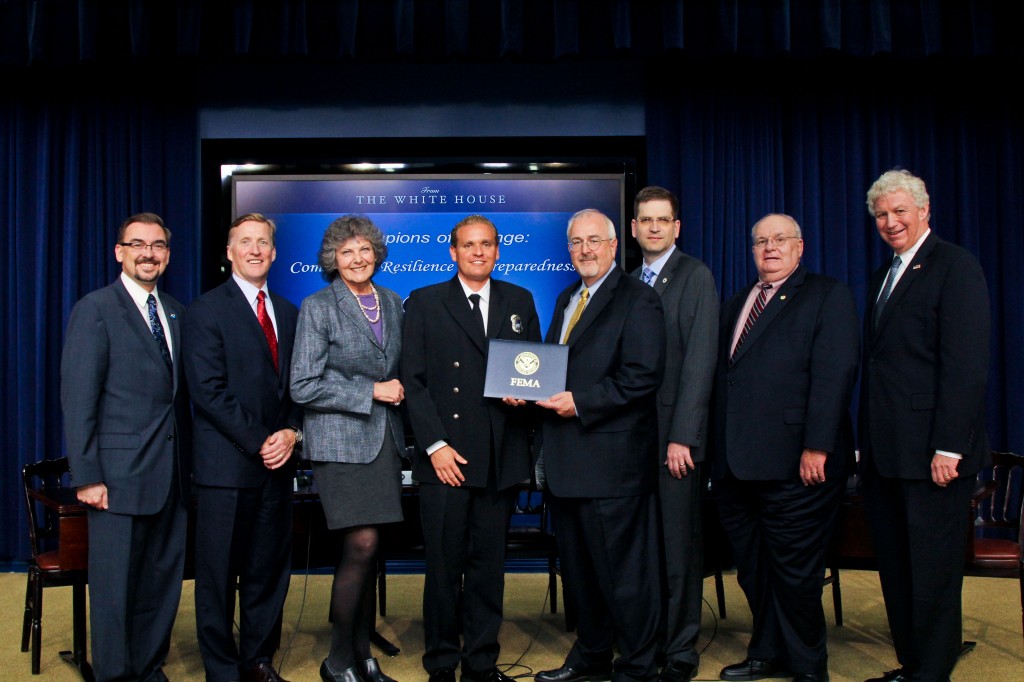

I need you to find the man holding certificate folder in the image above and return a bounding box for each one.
[402,214,541,682]
[536,208,667,682]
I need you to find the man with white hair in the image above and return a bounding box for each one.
[860,169,990,682]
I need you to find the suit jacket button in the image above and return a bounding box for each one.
[167,434,174,441]
[453,414,460,420]
[453,361,460,368]
[453,387,459,393]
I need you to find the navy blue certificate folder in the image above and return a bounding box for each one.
[484,339,568,401]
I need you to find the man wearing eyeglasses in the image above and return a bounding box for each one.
[61,213,193,682]
[630,187,719,682]
[535,209,666,682]
[710,214,859,682]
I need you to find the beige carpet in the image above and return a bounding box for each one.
[4,570,1021,681]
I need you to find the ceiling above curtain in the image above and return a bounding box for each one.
[2,0,1022,68]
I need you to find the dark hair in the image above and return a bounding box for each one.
[227,213,277,245]
[318,215,388,281]
[449,215,499,246]
[633,186,679,221]
[117,213,170,243]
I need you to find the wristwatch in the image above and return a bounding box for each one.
[289,426,303,443]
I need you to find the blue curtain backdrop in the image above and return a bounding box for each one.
[2,0,1022,564]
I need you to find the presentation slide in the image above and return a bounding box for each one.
[233,174,625,337]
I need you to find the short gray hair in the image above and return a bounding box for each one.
[566,208,616,239]
[318,215,388,281]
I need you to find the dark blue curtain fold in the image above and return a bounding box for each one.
[644,58,1023,455]
[1,0,1021,567]
[1,75,198,563]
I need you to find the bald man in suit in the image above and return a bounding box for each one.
[61,212,193,682]
[711,214,859,682]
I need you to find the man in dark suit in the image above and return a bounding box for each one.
[60,212,193,682]
[711,214,860,682]
[859,170,990,682]
[535,208,666,682]
[182,213,302,682]
[402,214,541,682]
[630,187,719,682]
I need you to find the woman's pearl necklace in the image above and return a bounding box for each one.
[355,285,381,323]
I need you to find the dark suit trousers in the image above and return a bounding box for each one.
[87,487,187,682]
[551,494,661,682]
[657,463,705,667]
[863,469,973,681]
[716,473,842,674]
[194,477,293,682]
[419,481,516,674]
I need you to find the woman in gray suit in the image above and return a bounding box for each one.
[291,215,406,682]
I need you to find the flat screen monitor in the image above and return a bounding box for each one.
[203,135,643,333]
[233,173,626,336]
[204,136,644,338]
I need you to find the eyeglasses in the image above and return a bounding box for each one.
[636,217,675,226]
[568,237,614,253]
[752,235,800,249]
[119,240,169,254]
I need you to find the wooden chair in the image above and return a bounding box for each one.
[967,450,1024,646]
[20,457,91,677]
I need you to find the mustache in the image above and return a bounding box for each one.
[135,257,160,265]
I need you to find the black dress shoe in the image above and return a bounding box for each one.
[429,667,457,682]
[320,660,363,682]
[719,658,786,681]
[359,657,397,682]
[864,670,910,682]
[241,661,291,682]
[658,660,697,682]
[793,672,829,682]
[535,664,614,682]
[462,667,515,682]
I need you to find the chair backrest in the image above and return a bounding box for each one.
[22,457,72,561]
[974,451,1024,541]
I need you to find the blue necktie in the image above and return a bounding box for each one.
[874,255,902,324]
[147,294,173,371]
[642,266,656,286]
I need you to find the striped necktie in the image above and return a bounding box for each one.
[731,282,772,361]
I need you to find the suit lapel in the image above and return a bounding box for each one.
[333,279,383,350]
[443,277,487,354]
[381,287,402,355]
[113,281,172,381]
[730,266,805,366]
[652,250,683,295]
[564,267,620,347]
[873,233,938,338]
[487,283,509,339]
[547,284,574,344]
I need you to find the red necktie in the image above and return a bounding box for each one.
[256,290,279,372]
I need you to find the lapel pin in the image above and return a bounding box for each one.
[913,264,922,270]
[779,295,787,301]
[661,277,668,284]
[511,314,523,334]
[169,313,177,319]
